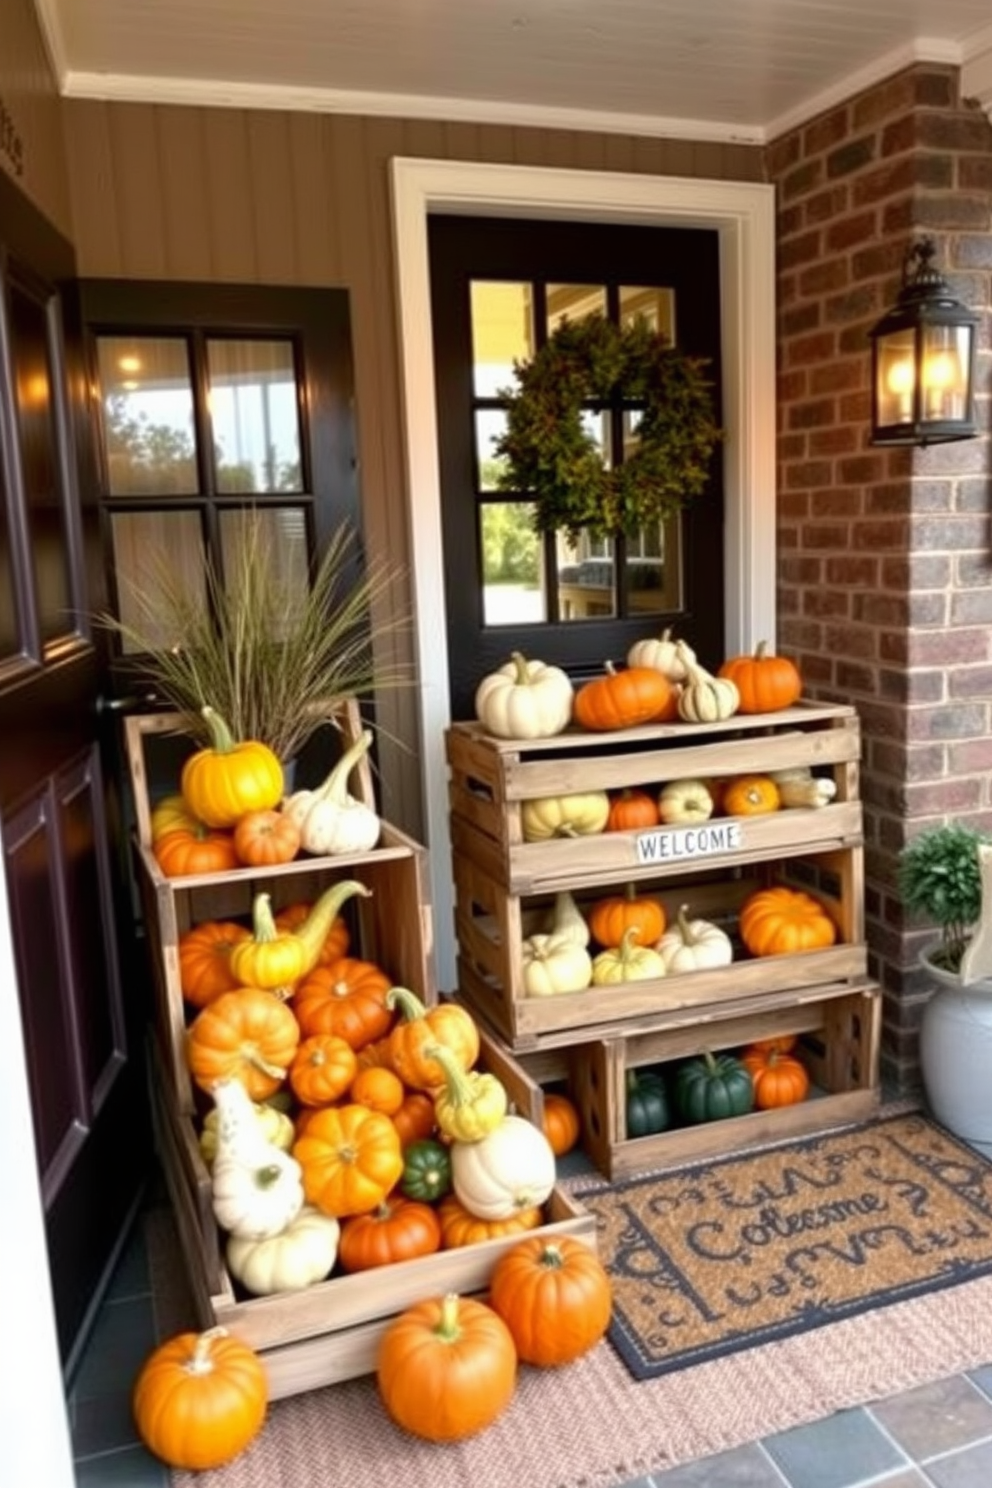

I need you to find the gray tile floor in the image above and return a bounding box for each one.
[68,1183,992,1488]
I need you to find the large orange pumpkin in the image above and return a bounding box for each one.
[377,1293,517,1441]
[132,1326,267,1471]
[574,662,675,731]
[739,885,837,958]
[718,642,802,715]
[489,1235,613,1366]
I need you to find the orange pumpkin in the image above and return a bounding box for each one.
[588,883,666,949]
[288,1032,359,1107]
[274,903,350,965]
[377,1294,517,1441]
[541,1092,581,1156]
[186,987,300,1099]
[338,1196,442,1271]
[718,642,803,715]
[349,1065,405,1116]
[132,1326,267,1471]
[293,958,393,1050]
[293,1102,404,1218]
[386,987,480,1091]
[437,1193,544,1249]
[150,794,202,843]
[391,1089,438,1149]
[178,920,251,1009]
[606,788,661,832]
[489,1235,613,1366]
[722,774,781,817]
[574,662,675,732]
[232,808,301,867]
[739,886,837,958]
[154,823,239,878]
[741,1044,811,1108]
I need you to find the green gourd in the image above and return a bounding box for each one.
[400,1139,452,1203]
[675,1050,755,1124]
[625,1068,670,1138]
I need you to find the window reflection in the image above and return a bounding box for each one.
[547,284,606,334]
[471,282,534,398]
[110,511,206,653]
[480,502,546,625]
[556,530,617,621]
[97,336,197,496]
[207,339,302,493]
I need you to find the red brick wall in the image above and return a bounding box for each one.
[765,64,992,1088]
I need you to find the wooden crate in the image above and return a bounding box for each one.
[447,702,861,896]
[149,1028,597,1398]
[135,827,435,1116]
[454,846,867,1049]
[566,981,881,1180]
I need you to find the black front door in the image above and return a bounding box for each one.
[0,174,150,1376]
[428,215,724,721]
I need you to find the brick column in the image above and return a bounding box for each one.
[765,64,992,1089]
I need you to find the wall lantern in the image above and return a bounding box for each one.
[868,238,979,446]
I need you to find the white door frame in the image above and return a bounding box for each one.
[389,157,777,993]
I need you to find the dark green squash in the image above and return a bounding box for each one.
[399,1138,452,1203]
[625,1068,670,1138]
[675,1050,755,1124]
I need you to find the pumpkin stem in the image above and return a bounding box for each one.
[676,904,698,946]
[241,1042,289,1082]
[510,651,531,685]
[425,1043,474,1107]
[312,729,374,808]
[187,1326,229,1374]
[435,1293,463,1341]
[250,892,280,944]
[754,640,770,659]
[254,1163,287,1189]
[537,1243,565,1270]
[200,706,238,754]
[385,986,428,1022]
[619,925,642,959]
[296,880,372,963]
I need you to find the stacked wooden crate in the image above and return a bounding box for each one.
[446,701,881,1179]
[128,702,596,1399]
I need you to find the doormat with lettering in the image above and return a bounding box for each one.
[575,1112,992,1380]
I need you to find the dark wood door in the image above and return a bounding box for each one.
[428,215,724,721]
[0,175,151,1376]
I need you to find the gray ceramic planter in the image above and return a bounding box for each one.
[919,944,992,1159]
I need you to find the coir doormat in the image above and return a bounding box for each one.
[575,1112,992,1381]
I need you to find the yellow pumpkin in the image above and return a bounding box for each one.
[181,706,283,829]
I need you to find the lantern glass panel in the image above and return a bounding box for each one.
[920,323,972,424]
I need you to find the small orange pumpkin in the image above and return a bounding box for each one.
[338,1196,442,1271]
[154,823,239,878]
[178,920,251,1009]
[132,1326,267,1471]
[385,987,480,1091]
[232,808,301,867]
[391,1089,438,1149]
[718,642,803,715]
[574,661,675,732]
[606,788,661,832]
[288,1031,359,1107]
[186,987,300,1099]
[541,1092,581,1156]
[588,883,666,949]
[722,774,781,817]
[489,1235,613,1366]
[741,1044,811,1108]
[293,958,394,1050]
[436,1193,544,1249]
[349,1064,405,1116]
[293,1102,404,1218]
[739,886,837,958]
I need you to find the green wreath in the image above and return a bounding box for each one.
[493,314,722,541]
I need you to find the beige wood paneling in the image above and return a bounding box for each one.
[0,0,71,234]
[62,99,764,835]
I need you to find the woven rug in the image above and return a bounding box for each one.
[146,1111,992,1488]
[574,1110,992,1381]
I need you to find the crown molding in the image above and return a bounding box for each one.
[30,0,68,85]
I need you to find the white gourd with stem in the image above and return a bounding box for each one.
[283,729,380,855]
[226,1205,341,1295]
[546,890,590,947]
[209,1078,306,1240]
[654,904,734,973]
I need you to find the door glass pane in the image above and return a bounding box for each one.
[620,285,676,342]
[218,507,309,641]
[207,339,302,493]
[626,518,682,615]
[470,282,534,397]
[547,284,606,334]
[0,458,18,658]
[480,502,546,625]
[109,510,206,652]
[557,530,617,622]
[475,408,510,491]
[10,284,73,645]
[97,336,197,496]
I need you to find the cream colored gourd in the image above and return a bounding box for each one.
[283,730,380,856]
[521,933,593,997]
[450,1113,557,1220]
[545,890,590,948]
[521,791,610,841]
[474,652,574,739]
[676,643,741,723]
[209,1078,305,1240]
[626,626,695,681]
[655,904,734,973]
[199,1099,295,1167]
[226,1205,341,1295]
[658,778,714,825]
[771,767,838,809]
[591,926,667,985]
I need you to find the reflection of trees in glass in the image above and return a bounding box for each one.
[104,393,197,495]
[214,441,302,494]
[483,502,540,584]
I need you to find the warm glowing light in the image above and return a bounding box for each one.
[923,351,956,392]
[885,359,914,396]
[117,354,142,374]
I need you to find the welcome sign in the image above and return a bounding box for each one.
[635,820,743,864]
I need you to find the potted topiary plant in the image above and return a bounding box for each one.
[899,822,992,1155]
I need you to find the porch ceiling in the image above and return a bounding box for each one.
[32,0,992,143]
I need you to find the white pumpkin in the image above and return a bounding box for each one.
[658,778,714,825]
[591,927,667,986]
[450,1114,557,1220]
[283,729,380,856]
[545,890,590,948]
[521,791,610,841]
[226,1205,341,1295]
[655,905,734,973]
[208,1078,306,1240]
[475,652,574,740]
[200,1099,296,1167]
[627,626,696,681]
[771,767,837,808]
[676,644,741,724]
[522,932,593,997]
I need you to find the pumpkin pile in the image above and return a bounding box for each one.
[150,705,381,878]
[473,637,804,740]
[624,1033,812,1138]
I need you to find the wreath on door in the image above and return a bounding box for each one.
[493,314,722,541]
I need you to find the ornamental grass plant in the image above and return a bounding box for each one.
[99,513,411,762]
[898,822,992,973]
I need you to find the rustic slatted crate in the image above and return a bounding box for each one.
[446,702,861,896]
[453,846,867,1049]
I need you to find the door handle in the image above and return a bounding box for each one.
[95,692,159,715]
